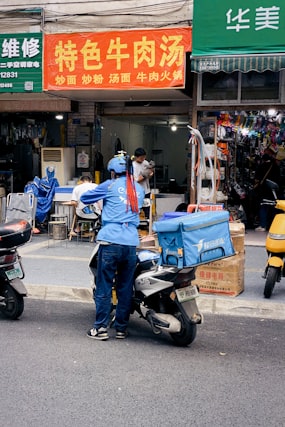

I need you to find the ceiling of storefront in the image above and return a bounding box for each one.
[57,88,191,127]
[0,88,191,127]
[48,88,191,102]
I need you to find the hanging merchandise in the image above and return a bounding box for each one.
[77,150,89,168]
[217,141,229,156]
[196,115,232,206]
[187,126,215,206]
[217,110,285,227]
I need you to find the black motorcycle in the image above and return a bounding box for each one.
[0,219,32,319]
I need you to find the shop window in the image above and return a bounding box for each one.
[241,71,279,100]
[198,71,281,105]
[201,72,239,101]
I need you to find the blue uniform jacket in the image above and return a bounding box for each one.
[81,177,145,246]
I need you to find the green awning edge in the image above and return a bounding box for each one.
[191,54,285,73]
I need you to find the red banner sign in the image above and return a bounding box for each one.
[44,28,192,90]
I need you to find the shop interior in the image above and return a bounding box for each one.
[0,112,65,193]
[0,111,190,196]
[195,109,285,228]
[1,107,285,228]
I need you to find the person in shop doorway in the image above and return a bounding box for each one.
[69,175,101,236]
[254,152,281,231]
[81,154,144,340]
[132,147,155,219]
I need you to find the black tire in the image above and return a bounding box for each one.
[175,203,188,212]
[170,312,197,347]
[0,282,24,319]
[264,266,278,299]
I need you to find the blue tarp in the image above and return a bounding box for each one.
[24,167,59,223]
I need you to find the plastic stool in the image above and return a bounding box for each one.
[77,219,95,243]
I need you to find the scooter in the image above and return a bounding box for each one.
[262,179,285,298]
[0,219,32,319]
[89,244,202,347]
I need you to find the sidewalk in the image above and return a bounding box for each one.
[244,229,267,247]
[18,229,285,321]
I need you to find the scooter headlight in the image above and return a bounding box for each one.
[268,232,285,240]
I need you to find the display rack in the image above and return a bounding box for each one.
[197,117,230,206]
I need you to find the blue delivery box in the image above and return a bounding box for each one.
[152,210,235,268]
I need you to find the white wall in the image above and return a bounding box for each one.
[100,117,189,185]
[153,126,190,185]
[100,118,145,165]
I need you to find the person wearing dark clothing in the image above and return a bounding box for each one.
[254,153,281,231]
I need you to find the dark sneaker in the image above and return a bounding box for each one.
[116,331,128,339]
[87,327,109,340]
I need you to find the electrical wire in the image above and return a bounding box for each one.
[0,1,191,26]
[0,1,189,16]
[0,8,191,30]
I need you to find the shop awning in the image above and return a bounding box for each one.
[191,54,285,74]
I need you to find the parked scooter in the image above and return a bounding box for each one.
[0,219,32,319]
[262,179,285,298]
[89,244,202,347]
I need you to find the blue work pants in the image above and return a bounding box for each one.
[94,244,137,332]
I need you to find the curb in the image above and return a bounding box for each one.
[26,285,93,303]
[26,285,285,321]
[196,296,285,320]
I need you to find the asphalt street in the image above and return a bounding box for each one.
[3,231,285,427]
[1,299,285,427]
[17,229,285,321]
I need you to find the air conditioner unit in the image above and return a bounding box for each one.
[41,147,75,186]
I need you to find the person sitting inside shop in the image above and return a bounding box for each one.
[69,175,102,236]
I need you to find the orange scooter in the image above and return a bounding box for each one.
[262,179,285,298]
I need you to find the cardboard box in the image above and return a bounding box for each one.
[229,222,245,254]
[153,211,235,268]
[192,253,245,297]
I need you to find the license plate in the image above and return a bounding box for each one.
[6,266,23,280]
[176,285,199,303]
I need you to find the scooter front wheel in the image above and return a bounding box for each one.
[264,266,278,299]
[0,282,24,319]
[170,312,197,347]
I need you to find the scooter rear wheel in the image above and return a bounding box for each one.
[170,312,197,347]
[264,266,278,299]
[0,282,24,319]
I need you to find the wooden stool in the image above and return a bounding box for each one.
[68,212,78,241]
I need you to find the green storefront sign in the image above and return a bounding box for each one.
[192,0,285,56]
[0,33,42,92]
